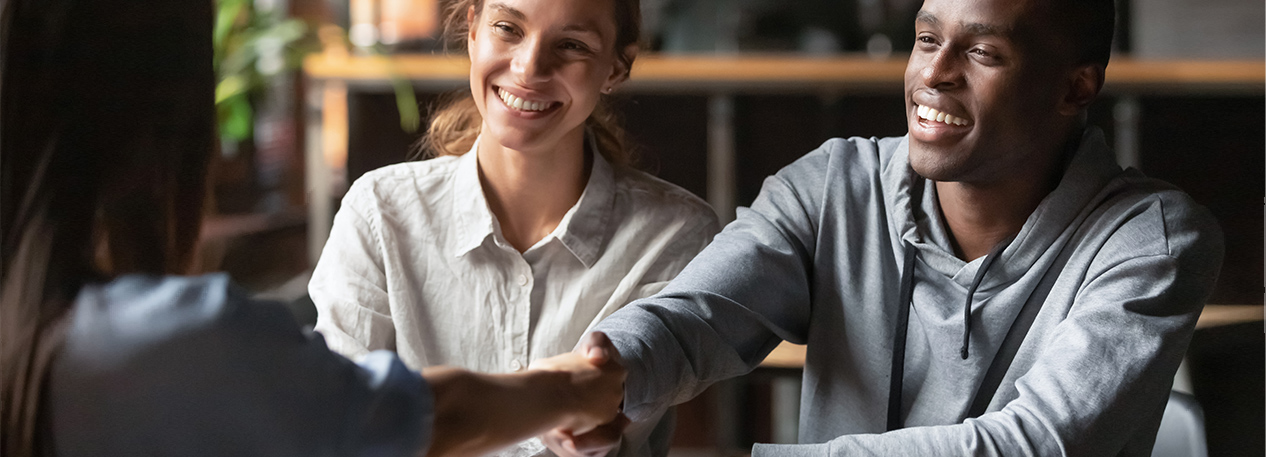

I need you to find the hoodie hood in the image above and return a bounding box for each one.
[882,127,1124,289]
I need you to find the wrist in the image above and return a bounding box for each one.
[525,369,582,427]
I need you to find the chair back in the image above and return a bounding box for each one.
[1150,391,1208,457]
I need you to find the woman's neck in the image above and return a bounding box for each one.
[476,128,590,253]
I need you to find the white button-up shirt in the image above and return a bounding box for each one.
[310,142,719,456]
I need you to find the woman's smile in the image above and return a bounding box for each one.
[492,85,563,122]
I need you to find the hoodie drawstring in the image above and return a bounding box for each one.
[887,237,1012,431]
[960,238,1011,359]
[886,240,918,431]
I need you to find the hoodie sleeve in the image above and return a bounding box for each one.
[752,192,1225,457]
[593,142,839,422]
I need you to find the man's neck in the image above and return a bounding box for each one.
[477,131,589,253]
[936,135,1080,261]
[935,179,1048,260]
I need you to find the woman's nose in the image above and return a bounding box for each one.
[510,39,551,84]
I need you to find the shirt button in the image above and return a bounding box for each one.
[516,274,528,286]
[510,360,524,371]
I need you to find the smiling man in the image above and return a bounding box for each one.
[556,0,1227,455]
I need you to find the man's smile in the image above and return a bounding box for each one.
[915,104,971,126]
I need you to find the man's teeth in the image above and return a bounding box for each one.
[916,105,970,126]
[498,88,550,112]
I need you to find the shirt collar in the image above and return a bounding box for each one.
[451,137,498,256]
[449,133,617,267]
[553,134,616,268]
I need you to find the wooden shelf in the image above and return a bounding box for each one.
[759,304,1264,369]
[201,209,306,242]
[1195,304,1265,330]
[305,53,1265,95]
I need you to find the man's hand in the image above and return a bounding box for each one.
[529,332,626,435]
[422,332,626,457]
[541,414,630,457]
[535,332,629,457]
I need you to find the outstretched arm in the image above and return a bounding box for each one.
[425,338,626,457]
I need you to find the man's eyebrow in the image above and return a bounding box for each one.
[486,2,525,20]
[915,11,938,27]
[961,21,1010,37]
[915,10,1012,38]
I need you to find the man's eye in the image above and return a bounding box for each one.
[915,35,939,49]
[969,47,1002,65]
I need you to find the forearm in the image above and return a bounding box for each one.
[597,286,795,423]
[424,348,624,457]
[423,367,575,457]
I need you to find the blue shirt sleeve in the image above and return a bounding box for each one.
[48,273,433,457]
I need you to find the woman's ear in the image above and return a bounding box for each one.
[606,44,639,88]
[466,5,478,47]
[1058,64,1104,116]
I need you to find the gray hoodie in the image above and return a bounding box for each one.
[594,128,1224,456]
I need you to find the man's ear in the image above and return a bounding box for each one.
[1058,64,1104,116]
[606,44,640,88]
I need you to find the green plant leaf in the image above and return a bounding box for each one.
[213,0,246,62]
[219,96,254,141]
[392,76,420,133]
[264,19,308,44]
[216,74,249,104]
[212,0,317,141]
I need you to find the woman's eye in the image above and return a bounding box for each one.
[492,22,518,36]
[559,41,591,53]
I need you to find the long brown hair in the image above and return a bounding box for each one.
[415,0,641,166]
[0,0,215,454]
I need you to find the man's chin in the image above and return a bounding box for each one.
[906,145,966,182]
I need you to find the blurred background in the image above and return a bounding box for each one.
[201,0,1263,455]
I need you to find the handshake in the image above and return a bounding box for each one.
[423,332,629,457]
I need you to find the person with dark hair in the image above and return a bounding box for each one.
[0,0,624,456]
[556,0,1225,455]
[308,0,718,455]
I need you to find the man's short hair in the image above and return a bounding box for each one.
[1056,0,1116,68]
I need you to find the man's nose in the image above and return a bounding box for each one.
[920,47,962,90]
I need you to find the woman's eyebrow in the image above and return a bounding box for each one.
[562,22,604,41]
[487,3,525,20]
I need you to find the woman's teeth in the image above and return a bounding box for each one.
[916,105,970,126]
[498,88,550,112]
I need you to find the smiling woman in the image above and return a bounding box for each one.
[420,0,641,165]
[0,0,629,455]
[307,0,720,457]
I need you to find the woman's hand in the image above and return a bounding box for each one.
[540,416,630,457]
[536,332,630,457]
[529,332,626,433]
[422,332,626,457]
